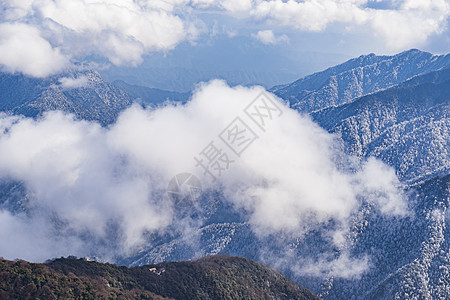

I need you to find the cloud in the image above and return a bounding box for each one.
[0,81,408,278]
[279,251,370,279]
[0,112,173,261]
[252,30,289,45]
[0,23,69,77]
[251,0,449,50]
[57,75,89,89]
[198,0,449,50]
[370,3,449,50]
[0,0,197,77]
[250,0,368,31]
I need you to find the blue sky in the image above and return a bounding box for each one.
[0,0,449,90]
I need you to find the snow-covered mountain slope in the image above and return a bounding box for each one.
[0,71,186,126]
[119,169,449,300]
[322,174,450,300]
[0,71,132,125]
[272,49,450,113]
[311,67,450,183]
[112,80,189,104]
[120,51,450,299]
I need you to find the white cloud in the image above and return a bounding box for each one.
[293,252,370,279]
[0,0,195,77]
[250,0,369,31]
[252,30,289,45]
[0,112,173,260]
[0,0,448,77]
[58,75,89,89]
[0,81,408,277]
[197,0,449,50]
[37,0,189,61]
[370,4,449,49]
[0,23,69,77]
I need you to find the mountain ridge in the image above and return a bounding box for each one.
[311,66,450,183]
[0,255,319,300]
[0,71,187,126]
[272,49,450,113]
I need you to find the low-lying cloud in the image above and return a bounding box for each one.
[0,81,408,277]
[57,75,89,89]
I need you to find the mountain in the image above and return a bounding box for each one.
[272,49,450,113]
[0,255,319,300]
[311,67,450,183]
[124,51,450,299]
[0,49,449,299]
[268,51,450,298]
[100,35,346,92]
[0,71,132,126]
[112,80,189,105]
[320,174,450,299]
[0,71,186,126]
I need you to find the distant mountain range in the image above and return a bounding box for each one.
[0,255,318,300]
[112,80,190,105]
[0,49,449,299]
[99,35,346,92]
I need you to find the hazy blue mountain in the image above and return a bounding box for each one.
[272,49,450,113]
[0,71,131,125]
[100,35,347,92]
[112,80,189,104]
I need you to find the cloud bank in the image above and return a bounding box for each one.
[0,81,408,278]
[0,0,448,77]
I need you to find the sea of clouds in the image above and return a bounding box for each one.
[0,80,408,278]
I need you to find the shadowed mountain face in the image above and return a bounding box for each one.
[0,255,319,300]
[272,49,450,113]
